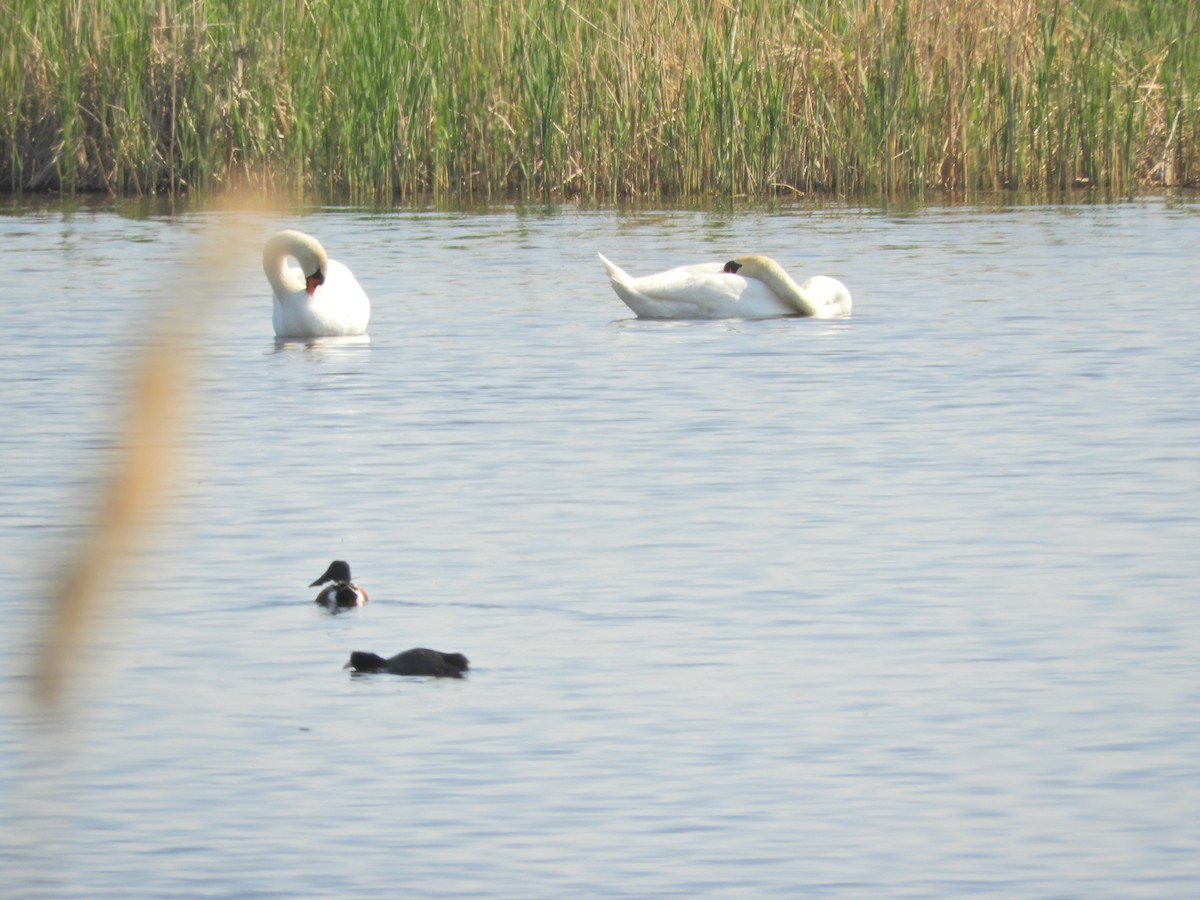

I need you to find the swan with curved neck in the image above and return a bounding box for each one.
[722,255,852,318]
[263,230,370,338]
[598,253,851,320]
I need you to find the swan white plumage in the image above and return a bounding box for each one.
[263,230,370,338]
[598,253,852,320]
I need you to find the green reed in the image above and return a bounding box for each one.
[1,0,1196,200]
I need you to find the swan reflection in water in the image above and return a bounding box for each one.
[270,333,371,355]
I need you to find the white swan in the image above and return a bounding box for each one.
[263,230,370,338]
[598,253,852,320]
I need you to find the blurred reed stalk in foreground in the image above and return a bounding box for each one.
[32,314,190,707]
[32,211,255,708]
[2,0,1196,201]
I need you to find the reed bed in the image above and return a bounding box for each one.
[2,0,1197,200]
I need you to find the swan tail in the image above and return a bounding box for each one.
[597,253,631,285]
[599,253,647,309]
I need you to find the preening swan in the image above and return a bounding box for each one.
[598,253,852,320]
[263,230,370,338]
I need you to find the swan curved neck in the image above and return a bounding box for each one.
[733,255,818,315]
[263,230,327,295]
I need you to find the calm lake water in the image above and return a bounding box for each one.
[1,198,1198,897]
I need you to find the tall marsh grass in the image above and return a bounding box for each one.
[2,0,1197,199]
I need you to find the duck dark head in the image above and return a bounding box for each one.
[344,651,389,672]
[310,560,352,587]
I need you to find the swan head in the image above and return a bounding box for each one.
[723,255,782,278]
[305,269,325,295]
[264,230,329,297]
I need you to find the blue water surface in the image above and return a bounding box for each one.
[1,198,1198,897]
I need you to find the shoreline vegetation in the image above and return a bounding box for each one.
[2,0,1197,201]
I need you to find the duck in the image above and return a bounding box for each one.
[263,230,370,338]
[598,253,852,320]
[309,560,369,609]
[344,649,470,679]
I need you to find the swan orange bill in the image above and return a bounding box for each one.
[305,269,325,295]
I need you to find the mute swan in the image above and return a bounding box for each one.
[263,230,370,337]
[310,559,369,609]
[344,649,470,678]
[598,253,852,320]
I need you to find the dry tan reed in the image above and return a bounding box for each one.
[32,212,259,708]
